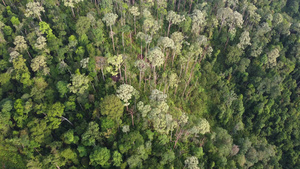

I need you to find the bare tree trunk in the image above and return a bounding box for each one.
[101,68,105,81]
[71,7,75,18]
[153,67,156,88]
[188,0,193,13]
[177,0,181,11]
[110,25,115,52]
[172,51,176,66]
[167,22,172,37]
[2,0,6,6]
[130,32,132,49]
[134,16,136,34]
[38,15,42,22]
[139,71,142,88]
[164,50,169,70]
[26,50,32,59]
[122,32,125,52]
[124,65,127,83]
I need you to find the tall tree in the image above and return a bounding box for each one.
[102,13,118,52]
[129,6,140,34]
[166,11,185,37]
[62,0,84,17]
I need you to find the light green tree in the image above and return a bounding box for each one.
[62,0,84,17]
[25,2,45,22]
[129,6,140,34]
[237,31,251,50]
[147,47,164,86]
[191,9,206,35]
[102,13,118,51]
[14,36,28,53]
[106,55,123,76]
[34,36,47,50]
[30,55,50,75]
[67,73,90,95]
[166,11,185,37]
[184,156,200,169]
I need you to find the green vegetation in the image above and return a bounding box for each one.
[0,0,299,168]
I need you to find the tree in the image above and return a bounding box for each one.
[129,6,140,34]
[135,59,150,87]
[166,11,185,37]
[184,156,199,169]
[25,2,45,22]
[191,9,206,35]
[81,122,100,146]
[62,0,84,17]
[76,16,91,36]
[112,151,123,167]
[147,47,164,87]
[102,13,118,51]
[189,118,210,136]
[30,55,50,75]
[34,36,47,50]
[67,73,90,95]
[89,146,111,167]
[267,48,280,68]
[100,95,124,123]
[116,84,139,107]
[13,36,28,54]
[116,84,139,125]
[106,55,123,77]
[237,31,251,50]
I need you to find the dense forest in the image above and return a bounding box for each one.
[0,0,299,168]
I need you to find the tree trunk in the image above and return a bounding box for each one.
[110,25,115,51]
[167,22,172,37]
[131,112,134,126]
[172,52,176,66]
[177,0,181,11]
[130,32,132,49]
[153,67,156,88]
[164,50,169,70]
[38,15,42,22]
[122,32,125,52]
[134,16,136,34]
[188,0,193,14]
[101,68,105,81]
[26,50,32,59]
[139,71,142,88]
[124,64,127,83]
[71,7,75,17]
[2,0,6,6]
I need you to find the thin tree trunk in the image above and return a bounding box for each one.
[177,0,181,11]
[2,0,6,6]
[124,65,127,83]
[164,50,169,70]
[71,7,75,17]
[130,32,132,49]
[134,16,136,34]
[26,50,32,59]
[153,67,156,88]
[38,15,42,22]
[101,68,105,81]
[172,52,176,66]
[139,71,142,88]
[122,32,125,52]
[110,25,115,51]
[188,0,193,14]
[167,22,172,37]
